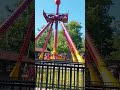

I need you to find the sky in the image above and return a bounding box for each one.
[109,0,120,20]
[35,0,85,38]
[0,0,20,21]
[109,0,120,27]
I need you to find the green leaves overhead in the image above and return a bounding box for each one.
[110,21,120,60]
[66,21,83,50]
[86,0,114,57]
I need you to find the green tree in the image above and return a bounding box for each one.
[66,21,83,51]
[86,0,114,57]
[57,30,69,53]
[81,39,85,52]
[35,26,54,51]
[110,21,120,60]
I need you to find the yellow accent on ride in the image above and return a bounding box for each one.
[39,53,44,60]
[90,47,119,86]
[75,51,85,63]
[51,49,58,55]
[98,64,120,87]
[50,55,53,60]
[9,62,21,79]
[87,61,101,86]
[71,53,77,62]
[86,32,120,87]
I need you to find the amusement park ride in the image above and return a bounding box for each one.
[0,0,119,88]
[35,0,85,63]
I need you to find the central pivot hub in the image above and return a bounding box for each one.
[55,0,61,5]
[54,15,59,20]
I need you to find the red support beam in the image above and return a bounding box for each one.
[60,21,84,63]
[0,0,33,35]
[9,11,34,78]
[17,11,34,63]
[53,21,58,54]
[35,22,51,41]
[39,23,53,60]
[63,27,78,62]
[60,22,77,53]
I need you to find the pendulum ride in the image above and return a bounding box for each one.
[35,0,85,63]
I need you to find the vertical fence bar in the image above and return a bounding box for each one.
[64,65,67,90]
[35,64,38,87]
[45,65,49,90]
[40,65,44,90]
[62,64,64,88]
[77,64,79,89]
[83,68,85,90]
[74,64,76,90]
[38,65,41,87]
[56,66,58,88]
[70,67,72,90]
[68,67,70,88]
[49,62,52,88]
[52,65,55,89]
[58,66,60,89]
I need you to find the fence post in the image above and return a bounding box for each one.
[52,65,55,89]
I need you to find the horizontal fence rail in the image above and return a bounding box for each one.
[85,81,120,90]
[0,80,35,90]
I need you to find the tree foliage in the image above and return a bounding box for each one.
[66,21,83,50]
[35,26,54,51]
[110,21,120,60]
[57,30,69,53]
[86,0,114,57]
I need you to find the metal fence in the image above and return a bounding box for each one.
[35,60,85,90]
[1,60,119,90]
[0,80,35,90]
[85,81,120,90]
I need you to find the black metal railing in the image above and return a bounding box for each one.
[0,80,35,90]
[35,60,85,90]
[1,60,119,90]
[85,81,120,90]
